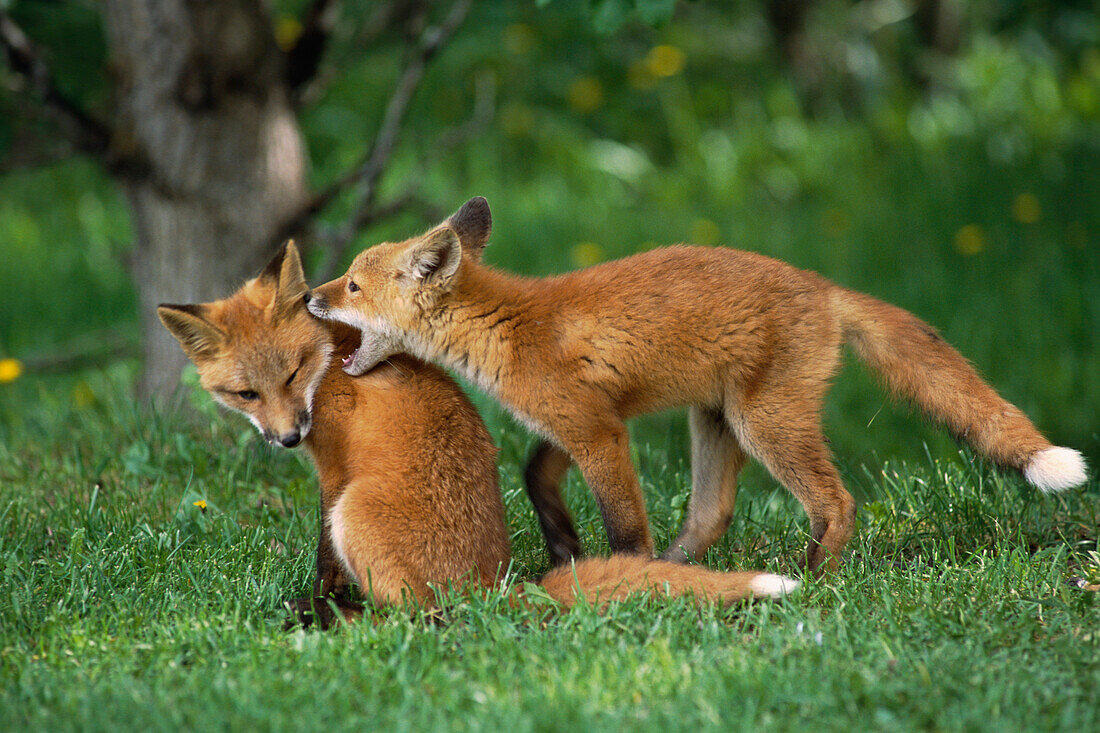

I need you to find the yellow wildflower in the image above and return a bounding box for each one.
[193,500,207,511]
[275,16,303,52]
[954,224,986,256]
[72,381,96,408]
[567,77,604,113]
[571,242,604,268]
[0,358,22,384]
[646,45,686,78]
[503,24,536,55]
[690,219,720,246]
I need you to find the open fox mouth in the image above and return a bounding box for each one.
[341,343,375,376]
[339,326,402,377]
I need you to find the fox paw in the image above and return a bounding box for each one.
[283,597,322,630]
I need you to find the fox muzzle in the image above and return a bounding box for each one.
[304,291,328,318]
[264,409,312,449]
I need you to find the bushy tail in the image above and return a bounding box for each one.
[533,556,799,609]
[831,287,1086,492]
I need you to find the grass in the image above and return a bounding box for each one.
[1,12,1097,726]
[1,368,1098,731]
[1,140,1096,733]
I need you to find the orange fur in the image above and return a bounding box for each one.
[307,198,1085,573]
[160,242,795,627]
[536,556,779,609]
[159,243,509,624]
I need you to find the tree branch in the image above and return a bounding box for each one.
[284,0,339,95]
[0,11,113,159]
[279,0,474,274]
[427,69,495,161]
[329,0,471,218]
[309,67,493,281]
[294,0,421,109]
[0,136,81,173]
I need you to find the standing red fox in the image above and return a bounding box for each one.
[159,242,797,627]
[306,197,1087,572]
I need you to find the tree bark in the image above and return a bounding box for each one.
[101,0,308,401]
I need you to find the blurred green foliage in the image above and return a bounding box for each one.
[0,0,1097,467]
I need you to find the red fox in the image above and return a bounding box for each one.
[159,242,797,627]
[305,197,1087,573]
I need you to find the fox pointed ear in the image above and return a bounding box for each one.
[259,241,309,318]
[400,227,462,285]
[258,241,290,288]
[157,304,226,360]
[277,240,307,295]
[276,240,309,315]
[259,240,308,292]
[447,196,491,258]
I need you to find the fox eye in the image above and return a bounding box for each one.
[286,365,300,387]
[237,390,259,401]
[348,280,360,293]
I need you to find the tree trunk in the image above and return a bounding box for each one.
[101,0,308,402]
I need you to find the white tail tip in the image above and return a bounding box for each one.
[749,573,801,598]
[1024,447,1087,493]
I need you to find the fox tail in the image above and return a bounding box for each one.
[532,555,799,609]
[831,287,1086,492]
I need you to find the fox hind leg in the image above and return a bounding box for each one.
[661,407,747,563]
[729,393,855,574]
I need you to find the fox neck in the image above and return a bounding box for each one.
[405,261,530,397]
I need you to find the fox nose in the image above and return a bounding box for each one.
[279,430,302,448]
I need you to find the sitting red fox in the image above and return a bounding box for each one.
[159,242,797,627]
[305,197,1087,573]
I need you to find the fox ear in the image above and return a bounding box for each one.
[277,240,307,295]
[447,196,491,259]
[259,240,308,317]
[157,304,225,360]
[259,240,307,292]
[400,227,462,285]
[258,241,289,288]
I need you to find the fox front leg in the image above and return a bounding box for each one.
[285,505,358,630]
[523,440,582,565]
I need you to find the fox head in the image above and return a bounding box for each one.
[305,196,491,375]
[158,241,334,448]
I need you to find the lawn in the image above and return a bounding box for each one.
[1,364,1097,731]
[2,12,1098,726]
